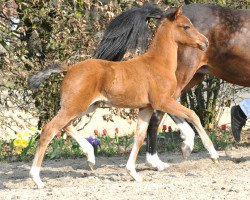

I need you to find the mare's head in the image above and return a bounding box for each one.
[166,6,208,51]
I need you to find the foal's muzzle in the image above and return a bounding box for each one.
[198,39,209,51]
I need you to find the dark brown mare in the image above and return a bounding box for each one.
[29,7,216,188]
[145,3,250,170]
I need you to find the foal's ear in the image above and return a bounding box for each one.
[174,5,182,19]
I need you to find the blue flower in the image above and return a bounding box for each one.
[87,136,93,144]
[93,138,100,147]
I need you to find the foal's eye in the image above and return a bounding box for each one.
[183,25,190,30]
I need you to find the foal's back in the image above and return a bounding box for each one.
[61,58,152,108]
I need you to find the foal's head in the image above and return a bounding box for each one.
[166,6,208,51]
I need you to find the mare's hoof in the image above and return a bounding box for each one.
[87,161,95,171]
[156,162,170,171]
[146,160,170,171]
[181,142,192,159]
[146,153,170,171]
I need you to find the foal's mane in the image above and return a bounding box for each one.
[93,3,164,61]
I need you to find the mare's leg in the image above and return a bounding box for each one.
[156,99,219,161]
[169,114,195,159]
[146,111,170,171]
[30,108,82,188]
[126,107,154,182]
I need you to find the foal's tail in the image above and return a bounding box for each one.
[28,4,164,89]
[94,3,164,61]
[28,64,66,89]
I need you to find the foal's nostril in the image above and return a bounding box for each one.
[199,43,207,51]
[205,39,209,47]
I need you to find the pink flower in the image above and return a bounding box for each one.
[94,130,99,136]
[103,129,107,135]
[115,128,119,133]
[55,131,61,137]
[221,124,226,131]
[162,125,167,131]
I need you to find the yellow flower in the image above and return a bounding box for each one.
[20,139,28,148]
[30,127,37,133]
[23,131,30,139]
[157,127,161,133]
[16,147,23,154]
[16,132,22,139]
[14,139,21,147]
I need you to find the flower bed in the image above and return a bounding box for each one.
[0,124,238,162]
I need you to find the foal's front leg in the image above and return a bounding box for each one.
[170,114,195,159]
[157,99,219,161]
[126,107,153,182]
[146,111,195,170]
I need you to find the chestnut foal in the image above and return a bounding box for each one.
[29,7,218,188]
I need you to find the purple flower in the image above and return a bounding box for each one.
[87,136,93,144]
[93,138,100,147]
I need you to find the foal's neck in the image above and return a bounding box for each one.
[145,20,178,70]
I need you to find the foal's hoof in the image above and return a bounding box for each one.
[181,142,192,159]
[36,181,45,189]
[127,169,143,182]
[87,161,95,171]
[211,158,219,163]
[30,176,45,189]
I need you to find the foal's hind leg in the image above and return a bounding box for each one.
[64,125,95,169]
[157,99,219,161]
[126,107,154,182]
[30,108,82,188]
[64,103,99,170]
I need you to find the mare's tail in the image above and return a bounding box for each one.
[28,64,66,89]
[94,3,164,61]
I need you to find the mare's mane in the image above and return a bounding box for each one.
[95,3,248,63]
[93,3,164,61]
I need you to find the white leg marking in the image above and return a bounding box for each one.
[208,145,220,159]
[172,116,195,150]
[126,143,143,182]
[126,107,153,182]
[69,132,95,165]
[146,153,170,171]
[30,166,44,189]
[66,104,98,167]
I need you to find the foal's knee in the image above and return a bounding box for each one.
[188,110,201,125]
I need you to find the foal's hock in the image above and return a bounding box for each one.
[30,6,218,188]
